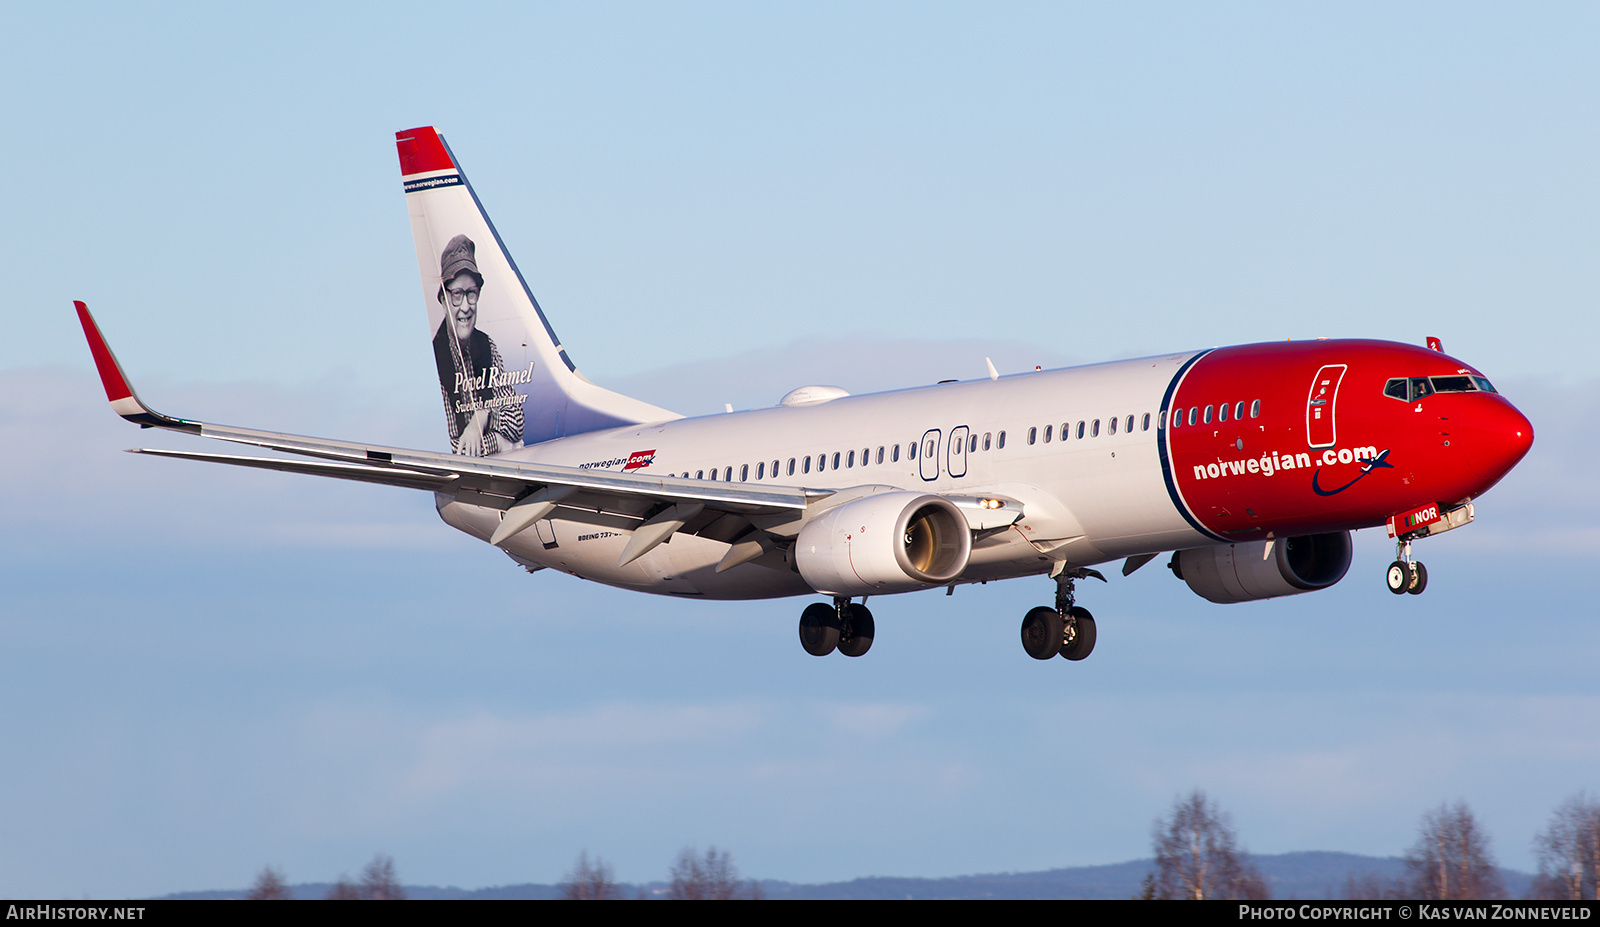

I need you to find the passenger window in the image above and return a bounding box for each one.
[1060,422,1069,440]
[909,442,917,460]
[1218,403,1229,423]
[1141,413,1150,431]
[708,468,717,481]
[1188,407,1198,426]
[1204,404,1213,424]
[725,467,733,481]
[1234,401,1244,420]
[740,464,748,481]
[1250,399,1261,418]
[1108,416,1118,435]
[696,469,704,479]
[1125,414,1134,433]
[788,458,796,476]
[892,444,900,462]
[772,459,779,477]
[967,435,976,453]
[877,446,886,464]
[983,433,992,451]
[1171,409,1181,428]
[1076,421,1085,439]
[1044,425,1053,443]
[831,452,841,470]
[998,431,1007,449]
[1028,427,1037,445]
[802,456,811,474]
[1092,419,1100,437]
[757,462,765,479]
[862,448,869,466]
[847,450,855,468]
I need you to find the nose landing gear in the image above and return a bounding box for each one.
[1385,539,1429,595]
[1020,568,1103,661]
[798,597,874,657]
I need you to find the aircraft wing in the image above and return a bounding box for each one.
[75,302,814,525]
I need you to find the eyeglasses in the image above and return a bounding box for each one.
[446,286,480,307]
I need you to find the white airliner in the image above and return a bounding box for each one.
[75,126,1534,661]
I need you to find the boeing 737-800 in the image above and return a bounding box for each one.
[74,126,1534,662]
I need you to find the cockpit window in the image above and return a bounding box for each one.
[1473,376,1497,393]
[1430,376,1476,393]
[1386,377,1444,402]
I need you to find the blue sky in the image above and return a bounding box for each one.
[2,2,1597,897]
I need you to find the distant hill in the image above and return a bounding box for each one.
[158,852,1534,900]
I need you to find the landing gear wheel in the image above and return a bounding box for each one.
[799,602,840,656]
[1060,606,1097,661]
[1021,606,1064,660]
[1386,561,1412,595]
[1406,562,1428,595]
[838,603,875,657]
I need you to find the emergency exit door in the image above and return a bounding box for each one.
[947,425,969,477]
[919,429,941,481]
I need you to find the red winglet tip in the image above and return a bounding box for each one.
[73,301,134,403]
[395,126,454,176]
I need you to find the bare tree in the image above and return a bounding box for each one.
[323,855,405,900]
[668,846,753,900]
[1402,801,1504,900]
[1149,790,1270,900]
[360,854,405,900]
[560,850,623,900]
[1341,872,1402,900]
[1532,792,1600,901]
[246,865,291,900]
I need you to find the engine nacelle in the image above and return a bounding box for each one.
[1172,532,1352,604]
[795,492,972,596]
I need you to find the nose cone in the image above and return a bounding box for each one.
[1461,397,1534,495]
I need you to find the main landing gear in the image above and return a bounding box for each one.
[799,597,875,657]
[1020,568,1103,661]
[1386,538,1429,596]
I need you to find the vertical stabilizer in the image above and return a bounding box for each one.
[396,126,678,454]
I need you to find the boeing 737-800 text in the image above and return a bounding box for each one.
[74,126,1534,662]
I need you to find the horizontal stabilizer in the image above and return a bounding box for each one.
[129,449,453,491]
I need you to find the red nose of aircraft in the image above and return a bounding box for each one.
[1461,397,1534,496]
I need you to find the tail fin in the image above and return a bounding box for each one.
[396,126,678,454]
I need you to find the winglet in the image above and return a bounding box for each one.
[73,301,199,432]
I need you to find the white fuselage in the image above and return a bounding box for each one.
[437,351,1214,599]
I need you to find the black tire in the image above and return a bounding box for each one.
[1060,606,1097,661]
[799,602,840,656]
[1407,561,1428,595]
[1021,606,1064,660]
[838,603,875,657]
[1385,560,1411,595]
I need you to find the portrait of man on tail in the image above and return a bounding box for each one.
[432,234,525,456]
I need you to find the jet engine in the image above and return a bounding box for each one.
[1171,532,1352,604]
[795,492,971,596]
